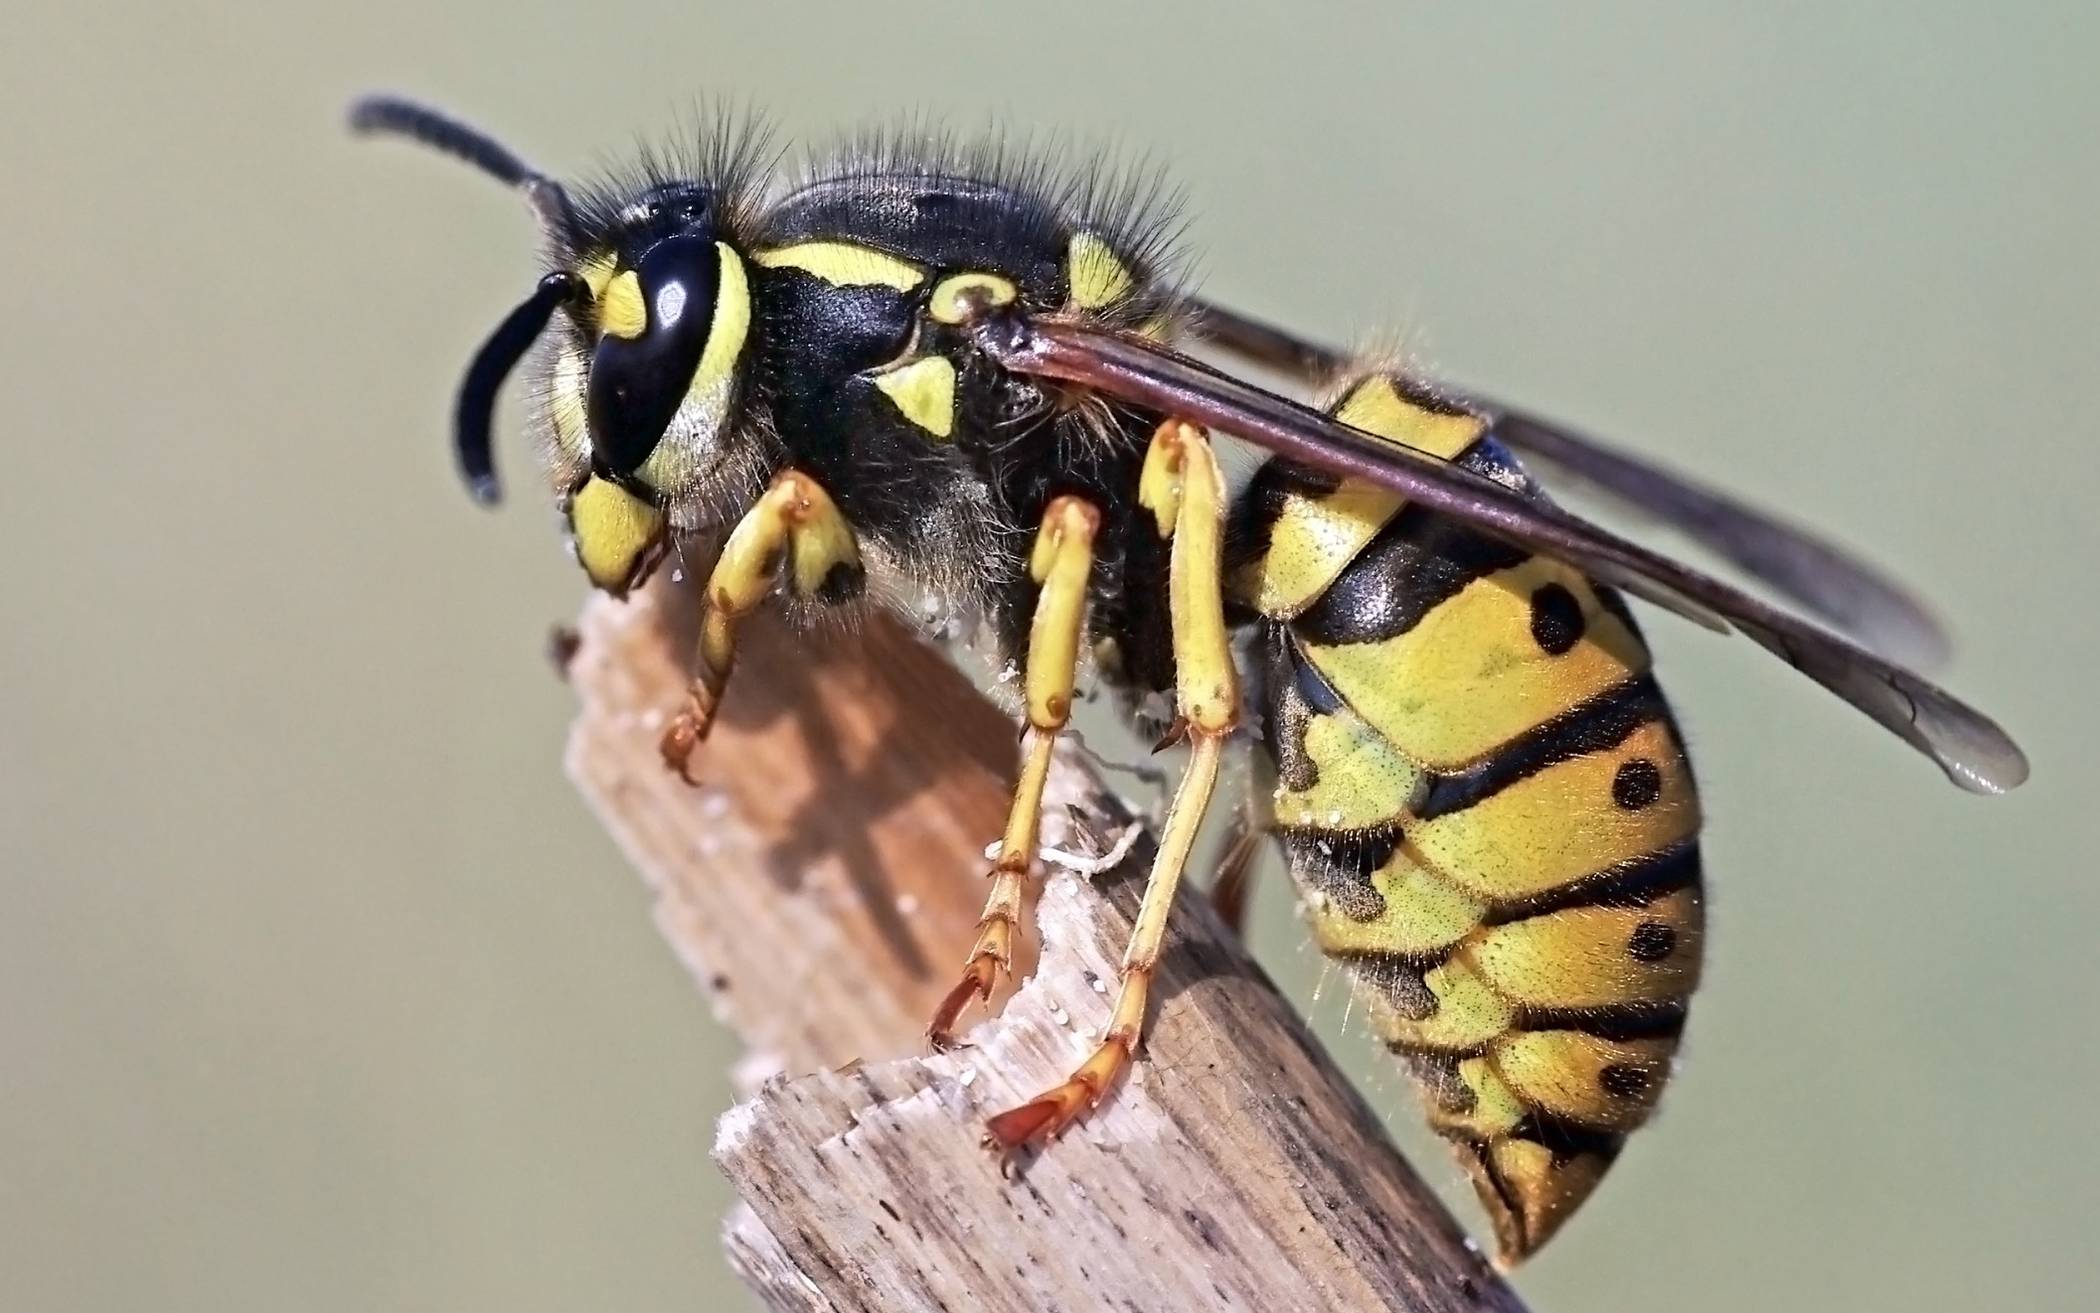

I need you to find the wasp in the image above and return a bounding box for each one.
[349,96,2027,1263]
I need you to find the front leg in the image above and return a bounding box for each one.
[660,469,862,782]
[985,420,1239,1148]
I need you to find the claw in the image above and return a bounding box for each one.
[658,687,717,785]
[983,1089,1077,1149]
[927,955,1000,1051]
[983,1036,1128,1150]
[1150,717,1189,754]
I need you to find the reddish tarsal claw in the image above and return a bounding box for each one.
[658,691,715,784]
[983,1077,1094,1150]
[927,957,1000,1052]
[982,1032,1133,1151]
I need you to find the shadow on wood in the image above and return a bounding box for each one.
[563,581,1526,1313]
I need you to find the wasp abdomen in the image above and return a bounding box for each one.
[1231,372,1708,1263]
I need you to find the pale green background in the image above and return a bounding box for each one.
[3,4,2093,1310]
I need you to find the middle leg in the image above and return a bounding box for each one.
[927,495,1101,1050]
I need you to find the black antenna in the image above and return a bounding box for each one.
[348,94,576,234]
[454,272,585,505]
[351,96,585,503]
[349,95,538,184]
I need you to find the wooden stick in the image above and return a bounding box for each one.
[562,581,1526,1313]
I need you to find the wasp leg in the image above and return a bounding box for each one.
[928,496,1101,1050]
[660,470,862,782]
[985,421,1237,1148]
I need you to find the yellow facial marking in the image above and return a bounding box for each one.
[929,272,1019,325]
[753,241,925,291]
[599,270,646,340]
[636,243,750,494]
[1407,720,1699,904]
[1302,560,1652,768]
[1468,885,1704,1009]
[1335,375,1485,457]
[567,476,665,594]
[1066,232,1135,309]
[872,355,958,440]
[1274,705,1424,830]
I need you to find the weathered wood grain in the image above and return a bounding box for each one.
[562,582,1524,1313]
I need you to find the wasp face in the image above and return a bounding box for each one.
[348,100,778,596]
[551,186,757,594]
[586,231,724,476]
[581,187,750,479]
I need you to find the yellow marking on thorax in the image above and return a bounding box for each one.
[599,270,646,339]
[567,475,665,594]
[1066,232,1134,309]
[1235,375,1485,619]
[636,244,751,495]
[929,272,1018,324]
[1301,560,1651,769]
[872,356,958,440]
[1407,719,1699,904]
[753,241,925,290]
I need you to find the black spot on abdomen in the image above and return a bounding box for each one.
[1612,758,1663,810]
[1528,582,1586,655]
[1627,919,1677,962]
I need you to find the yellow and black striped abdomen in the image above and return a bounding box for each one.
[1229,374,1706,1263]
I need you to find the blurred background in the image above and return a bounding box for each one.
[3,3,2093,1310]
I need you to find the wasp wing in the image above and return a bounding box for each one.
[1187,298,1952,671]
[972,310,2026,795]
[1472,408,1950,670]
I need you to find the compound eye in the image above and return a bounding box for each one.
[586,232,721,477]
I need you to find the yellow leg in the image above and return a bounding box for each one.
[985,420,1239,1149]
[660,469,861,782]
[929,496,1101,1049]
